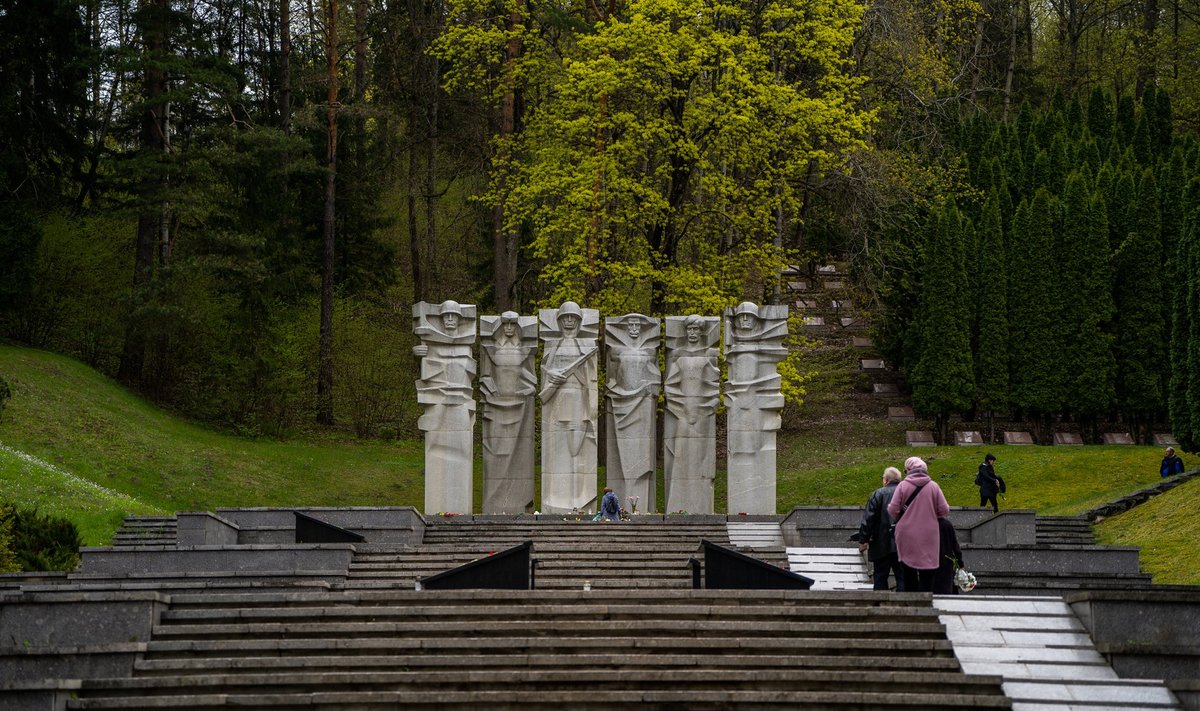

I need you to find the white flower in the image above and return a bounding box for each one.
[954,567,977,592]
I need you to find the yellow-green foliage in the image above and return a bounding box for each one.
[438,0,872,311]
[1094,477,1200,585]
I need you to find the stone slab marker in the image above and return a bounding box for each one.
[724,302,787,514]
[413,300,476,514]
[664,315,720,514]
[480,312,538,513]
[605,314,661,513]
[539,302,600,514]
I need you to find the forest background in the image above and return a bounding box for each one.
[2,0,1200,449]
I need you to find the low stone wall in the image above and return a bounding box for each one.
[0,591,166,710]
[780,506,1035,547]
[78,544,356,576]
[1068,588,1200,683]
[216,506,425,545]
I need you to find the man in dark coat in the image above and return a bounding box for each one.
[976,453,1005,513]
[852,467,905,591]
[1161,447,1185,478]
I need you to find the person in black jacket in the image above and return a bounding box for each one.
[852,467,905,591]
[976,453,1005,513]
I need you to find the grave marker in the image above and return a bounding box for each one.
[1102,432,1134,445]
[1053,432,1085,445]
[954,431,984,446]
[1004,431,1034,445]
[888,406,915,421]
[906,430,936,447]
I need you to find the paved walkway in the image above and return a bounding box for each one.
[786,543,1182,710]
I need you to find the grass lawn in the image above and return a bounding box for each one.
[776,419,1169,515]
[2,342,1196,585]
[0,344,423,544]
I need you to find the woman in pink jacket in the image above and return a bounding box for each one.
[887,456,950,592]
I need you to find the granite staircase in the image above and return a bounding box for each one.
[65,589,1012,710]
[347,518,773,590]
[109,518,177,548]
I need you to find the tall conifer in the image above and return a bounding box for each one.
[1169,211,1196,451]
[1060,173,1117,430]
[975,195,1009,439]
[1008,190,1062,438]
[911,201,974,443]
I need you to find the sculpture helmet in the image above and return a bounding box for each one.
[500,310,520,322]
[440,300,464,316]
[558,301,583,320]
[732,301,759,318]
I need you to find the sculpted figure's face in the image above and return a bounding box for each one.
[686,323,701,344]
[737,313,756,332]
[560,314,579,335]
[626,321,641,339]
[442,312,460,333]
[502,321,517,338]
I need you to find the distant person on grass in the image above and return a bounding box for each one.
[1160,447,1185,478]
[887,456,950,593]
[852,466,905,591]
[975,453,1006,513]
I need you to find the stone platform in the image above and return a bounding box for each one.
[1,508,1196,710]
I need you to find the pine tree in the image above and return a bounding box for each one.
[1169,211,1196,452]
[1008,190,1062,439]
[1059,173,1116,432]
[1087,88,1113,143]
[911,201,974,444]
[1117,95,1137,145]
[975,194,1009,441]
[1107,168,1136,254]
[1114,224,1166,438]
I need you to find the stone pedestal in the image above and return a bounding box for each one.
[539,302,600,514]
[724,303,787,515]
[605,314,661,513]
[663,315,720,514]
[480,312,538,513]
[413,301,477,515]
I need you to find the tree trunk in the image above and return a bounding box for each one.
[424,50,438,297]
[1136,0,1159,96]
[1003,0,1019,119]
[119,0,170,385]
[316,0,338,426]
[280,0,291,134]
[408,103,423,302]
[493,0,522,312]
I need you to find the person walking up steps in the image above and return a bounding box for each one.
[975,453,1005,513]
[888,456,950,592]
[852,467,905,591]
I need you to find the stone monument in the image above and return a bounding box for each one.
[724,302,787,514]
[604,313,661,512]
[539,302,600,514]
[663,314,720,514]
[479,311,538,513]
[412,300,477,514]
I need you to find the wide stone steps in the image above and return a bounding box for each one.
[68,688,1009,710]
[69,669,1009,708]
[1036,516,1097,546]
[130,651,967,675]
[934,595,1180,710]
[347,521,746,589]
[67,590,1010,710]
[109,517,177,547]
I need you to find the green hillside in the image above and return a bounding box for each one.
[1,343,1196,585]
[0,344,424,545]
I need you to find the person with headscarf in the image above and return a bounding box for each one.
[887,456,951,592]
